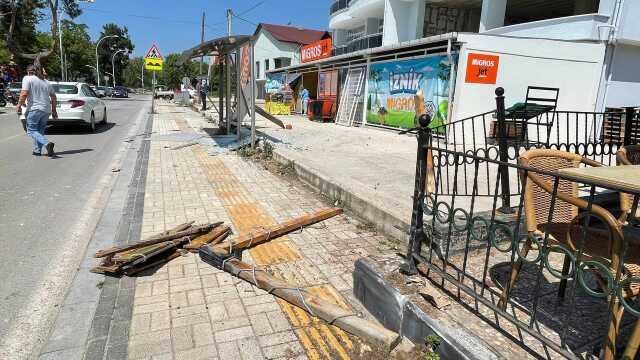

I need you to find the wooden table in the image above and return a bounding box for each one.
[557,165,640,194]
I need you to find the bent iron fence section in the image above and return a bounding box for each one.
[401,90,640,358]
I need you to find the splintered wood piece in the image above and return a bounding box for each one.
[90,264,122,275]
[95,222,222,258]
[121,237,190,270]
[124,250,185,276]
[184,226,231,251]
[212,208,342,255]
[216,257,400,351]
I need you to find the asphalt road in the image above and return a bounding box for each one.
[0,95,149,355]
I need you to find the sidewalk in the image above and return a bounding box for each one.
[252,113,418,241]
[120,103,398,359]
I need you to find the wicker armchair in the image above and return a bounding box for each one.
[617,145,640,223]
[497,148,640,360]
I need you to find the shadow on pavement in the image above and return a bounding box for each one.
[45,122,116,135]
[53,148,93,156]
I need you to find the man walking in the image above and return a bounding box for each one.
[16,64,57,156]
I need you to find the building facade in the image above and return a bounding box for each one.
[327,0,640,110]
[253,23,330,99]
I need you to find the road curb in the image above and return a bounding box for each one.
[35,103,152,360]
[269,148,411,243]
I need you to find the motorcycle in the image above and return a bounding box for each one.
[5,89,18,106]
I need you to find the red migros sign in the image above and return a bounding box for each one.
[301,38,332,63]
[465,53,500,84]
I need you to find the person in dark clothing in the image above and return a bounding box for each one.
[199,78,208,111]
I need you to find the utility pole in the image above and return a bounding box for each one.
[58,9,64,81]
[200,11,205,75]
[141,60,144,91]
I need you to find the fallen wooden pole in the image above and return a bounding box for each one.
[95,222,221,258]
[121,236,190,270]
[184,226,232,252]
[212,208,342,255]
[199,251,400,351]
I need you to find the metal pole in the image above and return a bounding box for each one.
[141,61,144,91]
[624,107,635,146]
[58,10,64,81]
[226,8,232,135]
[96,35,119,87]
[236,49,241,141]
[401,114,431,275]
[200,12,205,75]
[250,41,256,148]
[152,71,156,114]
[112,52,116,88]
[219,57,224,126]
[495,87,513,214]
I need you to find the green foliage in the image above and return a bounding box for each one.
[97,23,135,85]
[423,335,442,360]
[155,53,200,90]
[122,57,148,89]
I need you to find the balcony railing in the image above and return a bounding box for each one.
[330,0,352,15]
[333,33,383,56]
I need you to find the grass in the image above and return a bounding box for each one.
[367,110,416,129]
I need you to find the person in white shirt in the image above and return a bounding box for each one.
[16,64,58,156]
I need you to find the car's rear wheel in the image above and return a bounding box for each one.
[89,112,96,133]
[102,108,107,124]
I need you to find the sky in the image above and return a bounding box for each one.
[50,0,332,57]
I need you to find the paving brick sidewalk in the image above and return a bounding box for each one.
[125,103,393,360]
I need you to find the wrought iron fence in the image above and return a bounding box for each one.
[402,108,640,358]
[428,89,637,212]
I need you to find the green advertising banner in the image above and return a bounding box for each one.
[366,55,455,129]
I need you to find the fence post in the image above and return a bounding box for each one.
[624,107,635,146]
[495,87,513,214]
[401,114,431,275]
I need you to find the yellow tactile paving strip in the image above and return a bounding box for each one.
[190,144,355,359]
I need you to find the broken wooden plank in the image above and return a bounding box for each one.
[211,208,342,255]
[95,222,222,258]
[121,237,190,270]
[90,264,122,275]
[184,226,232,251]
[199,251,400,351]
[124,250,185,276]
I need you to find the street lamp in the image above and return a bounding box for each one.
[85,64,98,82]
[111,48,129,87]
[95,35,119,87]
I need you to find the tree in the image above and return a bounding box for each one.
[0,0,45,67]
[156,53,199,90]
[97,23,134,86]
[0,0,82,63]
[121,57,146,89]
[59,20,94,81]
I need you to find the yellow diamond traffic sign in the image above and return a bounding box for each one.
[144,57,163,71]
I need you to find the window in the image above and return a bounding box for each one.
[52,84,79,94]
[265,59,270,71]
[256,61,261,78]
[81,84,97,97]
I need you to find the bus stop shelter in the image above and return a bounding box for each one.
[180,35,257,146]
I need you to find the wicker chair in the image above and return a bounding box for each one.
[497,148,640,360]
[617,145,640,223]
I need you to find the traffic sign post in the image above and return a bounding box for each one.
[144,44,164,113]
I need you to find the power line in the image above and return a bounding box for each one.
[236,1,266,17]
[82,8,223,29]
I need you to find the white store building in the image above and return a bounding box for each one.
[253,23,330,99]
[327,0,640,111]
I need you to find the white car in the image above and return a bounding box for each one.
[21,82,107,133]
